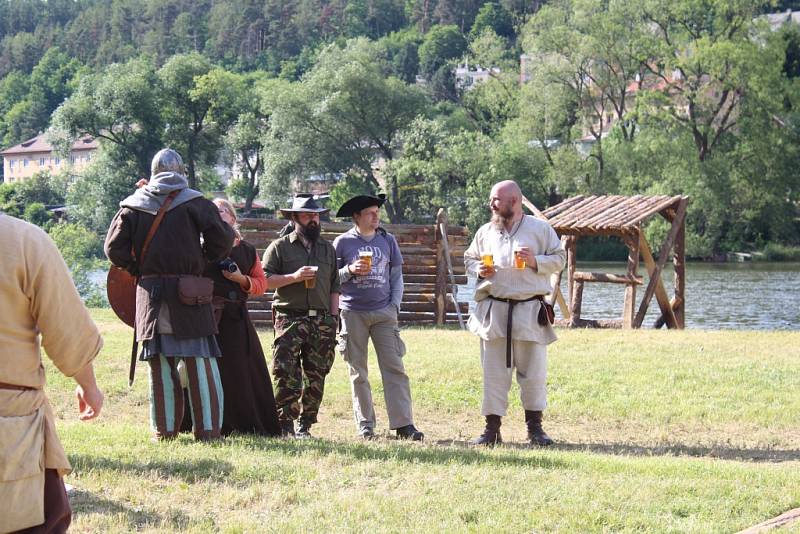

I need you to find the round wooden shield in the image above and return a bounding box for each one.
[107,267,137,328]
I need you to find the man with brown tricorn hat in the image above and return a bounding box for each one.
[333,194,423,441]
[262,194,340,439]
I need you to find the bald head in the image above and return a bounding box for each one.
[489,180,523,229]
[492,180,522,200]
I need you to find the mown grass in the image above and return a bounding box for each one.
[44,309,800,533]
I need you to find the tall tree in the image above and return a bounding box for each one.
[157,53,216,188]
[50,57,163,178]
[264,38,429,222]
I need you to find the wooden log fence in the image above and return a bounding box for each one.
[239,214,469,327]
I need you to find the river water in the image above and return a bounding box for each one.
[457,262,800,330]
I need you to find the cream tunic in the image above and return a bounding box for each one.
[0,214,103,531]
[464,215,566,344]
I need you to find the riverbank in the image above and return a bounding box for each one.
[48,310,800,532]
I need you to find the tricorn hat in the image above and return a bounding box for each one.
[336,194,387,218]
[279,193,330,217]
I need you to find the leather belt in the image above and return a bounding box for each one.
[0,381,36,391]
[488,295,545,368]
[275,309,328,318]
[140,274,185,279]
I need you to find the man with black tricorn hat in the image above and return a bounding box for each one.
[262,194,340,439]
[333,194,423,441]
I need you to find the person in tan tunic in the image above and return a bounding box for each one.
[0,213,104,533]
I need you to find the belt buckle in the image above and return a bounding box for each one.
[308,309,318,317]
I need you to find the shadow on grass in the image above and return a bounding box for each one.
[69,454,234,482]
[551,442,800,463]
[69,487,190,530]
[230,434,572,470]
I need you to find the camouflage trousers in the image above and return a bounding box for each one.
[272,312,338,424]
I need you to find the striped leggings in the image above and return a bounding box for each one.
[148,355,224,440]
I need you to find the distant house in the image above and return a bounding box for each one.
[1,134,99,184]
[454,63,500,91]
[766,10,800,31]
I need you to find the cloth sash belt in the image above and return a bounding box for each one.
[488,295,545,368]
[0,381,36,391]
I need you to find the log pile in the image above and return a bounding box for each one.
[239,216,469,327]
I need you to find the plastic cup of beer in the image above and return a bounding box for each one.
[359,250,373,270]
[304,266,319,288]
[481,254,494,267]
[513,248,526,270]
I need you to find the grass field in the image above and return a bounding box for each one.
[44,309,800,533]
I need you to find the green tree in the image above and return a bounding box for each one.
[48,221,107,306]
[471,2,515,40]
[50,57,163,179]
[264,38,430,222]
[418,24,467,76]
[157,53,216,189]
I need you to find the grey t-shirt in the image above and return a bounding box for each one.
[333,228,403,312]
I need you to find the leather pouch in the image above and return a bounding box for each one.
[177,276,214,306]
[537,301,555,326]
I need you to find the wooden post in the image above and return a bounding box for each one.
[622,229,640,328]
[438,214,466,329]
[634,199,687,328]
[569,280,584,327]
[434,208,448,326]
[673,209,686,328]
[638,235,678,329]
[565,236,577,320]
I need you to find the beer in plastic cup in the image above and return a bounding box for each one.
[304,265,319,288]
[514,248,526,270]
[359,250,373,270]
[481,254,494,267]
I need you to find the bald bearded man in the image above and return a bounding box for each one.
[463,180,565,447]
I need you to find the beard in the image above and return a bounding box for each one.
[491,207,514,230]
[296,219,321,242]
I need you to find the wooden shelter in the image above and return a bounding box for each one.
[533,194,689,329]
[239,213,468,327]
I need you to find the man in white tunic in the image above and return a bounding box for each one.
[464,180,565,446]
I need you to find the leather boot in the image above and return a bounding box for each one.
[280,420,295,438]
[296,420,313,439]
[470,415,502,447]
[525,410,553,446]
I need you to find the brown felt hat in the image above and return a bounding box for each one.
[279,193,330,217]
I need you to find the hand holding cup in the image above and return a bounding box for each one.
[514,246,536,271]
[478,253,496,278]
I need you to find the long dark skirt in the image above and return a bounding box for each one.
[216,303,281,436]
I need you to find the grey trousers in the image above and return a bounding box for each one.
[339,305,414,430]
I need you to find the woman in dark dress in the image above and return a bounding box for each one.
[205,199,281,436]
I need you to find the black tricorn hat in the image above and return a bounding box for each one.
[336,194,386,218]
[279,193,330,217]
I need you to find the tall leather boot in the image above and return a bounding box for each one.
[470,415,502,447]
[525,410,553,446]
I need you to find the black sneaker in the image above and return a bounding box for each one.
[395,424,424,441]
[280,420,295,438]
[359,427,376,440]
[296,420,313,439]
